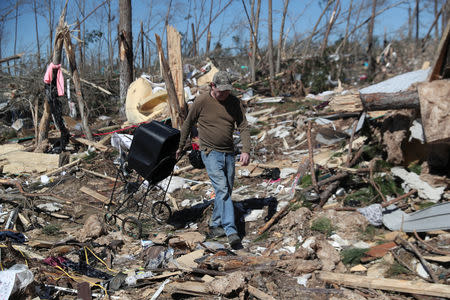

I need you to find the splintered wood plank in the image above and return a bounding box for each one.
[167,25,185,114]
[80,186,109,203]
[317,271,450,297]
[428,22,450,81]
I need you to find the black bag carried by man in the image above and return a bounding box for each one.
[188,143,205,169]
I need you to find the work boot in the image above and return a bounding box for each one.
[227,233,241,248]
[208,226,226,239]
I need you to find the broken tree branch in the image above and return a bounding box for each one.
[395,236,439,283]
[0,52,24,64]
[360,91,419,111]
[307,121,318,192]
[413,230,450,256]
[61,67,111,95]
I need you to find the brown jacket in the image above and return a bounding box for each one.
[179,92,251,154]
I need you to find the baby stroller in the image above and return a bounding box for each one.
[104,121,181,238]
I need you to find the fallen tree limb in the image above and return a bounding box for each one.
[80,168,116,182]
[61,67,112,95]
[395,236,439,283]
[0,52,24,64]
[360,90,419,111]
[414,230,450,255]
[317,271,450,297]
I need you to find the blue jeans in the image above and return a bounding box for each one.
[201,150,237,236]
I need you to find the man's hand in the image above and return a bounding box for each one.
[176,149,183,160]
[239,152,250,166]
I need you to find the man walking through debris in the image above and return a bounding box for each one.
[176,71,251,248]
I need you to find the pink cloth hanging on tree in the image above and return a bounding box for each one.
[44,63,64,96]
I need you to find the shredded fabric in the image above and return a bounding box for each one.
[357,203,383,226]
[44,63,64,96]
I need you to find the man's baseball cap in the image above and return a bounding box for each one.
[212,71,233,91]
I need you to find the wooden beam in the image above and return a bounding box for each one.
[80,186,109,203]
[360,90,420,111]
[317,271,450,297]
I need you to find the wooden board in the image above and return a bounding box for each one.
[80,186,109,203]
[317,271,450,297]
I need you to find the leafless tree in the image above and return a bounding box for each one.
[367,0,377,77]
[33,0,41,68]
[242,0,261,82]
[303,0,333,56]
[320,0,340,56]
[276,0,289,73]
[119,0,133,116]
[206,0,213,54]
[14,1,18,74]
[268,0,275,95]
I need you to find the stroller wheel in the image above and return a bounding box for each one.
[104,213,117,226]
[151,201,172,224]
[122,216,143,239]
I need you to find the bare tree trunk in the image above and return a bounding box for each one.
[81,0,85,70]
[415,0,420,53]
[243,0,261,82]
[408,5,413,41]
[191,23,197,56]
[140,21,145,70]
[320,0,340,56]
[14,2,18,75]
[47,0,53,57]
[435,0,439,39]
[163,0,173,44]
[304,0,333,56]
[443,0,449,36]
[367,0,377,77]
[107,1,113,73]
[118,0,133,117]
[63,27,93,140]
[206,0,213,55]
[76,19,83,71]
[268,0,275,95]
[339,0,353,53]
[337,0,353,79]
[33,0,41,68]
[36,1,67,151]
[276,0,289,73]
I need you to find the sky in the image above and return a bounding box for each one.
[0,0,440,63]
